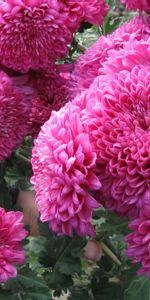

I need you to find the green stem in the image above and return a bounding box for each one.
[101,242,121,266]
[15,152,31,164]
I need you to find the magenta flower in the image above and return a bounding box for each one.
[68,15,150,99]
[0,71,29,161]
[125,214,150,278]
[0,0,108,73]
[82,0,109,25]
[60,0,109,31]
[102,38,150,76]
[0,208,27,283]
[31,102,101,237]
[121,0,150,13]
[80,58,150,218]
[27,72,68,135]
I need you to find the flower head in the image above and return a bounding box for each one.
[121,0,150,13]
[0,71,29,161]
[82,0,109,25]
[80,57,150,218]
[0,0,108,73]
[68,15,150,99]
[31,102,101,237]
[0,208,27,283]
[27,72,68,135]
[125,214,150,278]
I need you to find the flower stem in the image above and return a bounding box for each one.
[101,242,121,266]
[15,152,31,164]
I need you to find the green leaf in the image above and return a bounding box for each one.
[3,267,51,300]
[45,271,73,290]
[57,258,81,275]
[38,221,53,239]
[69,289,92,300]
[0,163,13,209]
[124,276,150,300]
[0,290,12,300]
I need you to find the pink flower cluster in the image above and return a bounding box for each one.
[82,62,150,219]
[0,0,111,284]
[68,15,150,99]
[0,71,29,161]
[121,0,150,14]
[27,72,68,135]
[125,213,150,277]
[0,0,108,73]
[31,102,101,237]
[0,208,27,283]
[0,0,109,146]
[31,13,150,278]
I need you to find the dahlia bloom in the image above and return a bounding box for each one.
[0,71,29,161]
[68,15,150,99]
[0,0,108,73]
[27,73,68,135]
[121,0,150,14]
[0,208,27,283]
[125,215,150,278]
[31,102,101,237]
[79,60,150,219]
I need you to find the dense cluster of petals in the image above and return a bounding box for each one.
[79,56,150,218]
[0,208,27,283]
[31,102,101,237]
[27,73,68,135]
[0,0,108,73]
[101,38,150,76]
[67,0,109,26]
[0,71,29,161]
[121,0,150,13]
[125,214,150,277]
[68,15,150,99]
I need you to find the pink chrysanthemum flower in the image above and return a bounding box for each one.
[0,71,29,161]
[66,0,109,26]
[80,60,150,218]
[121,0,150,13]
[0,0,108,73]
[27,72,68,135]
[60,0,109,31]
[27,97,52,136]
[125,214,150,278]
[31,102,101,237]
[0,208,27,283]
[102,38,150,76]
[68,15,150,99]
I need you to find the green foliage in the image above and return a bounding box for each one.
[38,222,86,294]
[69,289,93,300]
[124,276,150,300]
[0,162,13,209]
[5,138,33,192]
[0,268,51,300]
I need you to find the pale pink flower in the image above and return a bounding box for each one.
[31,102,101,237]
[0,208,27,283]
